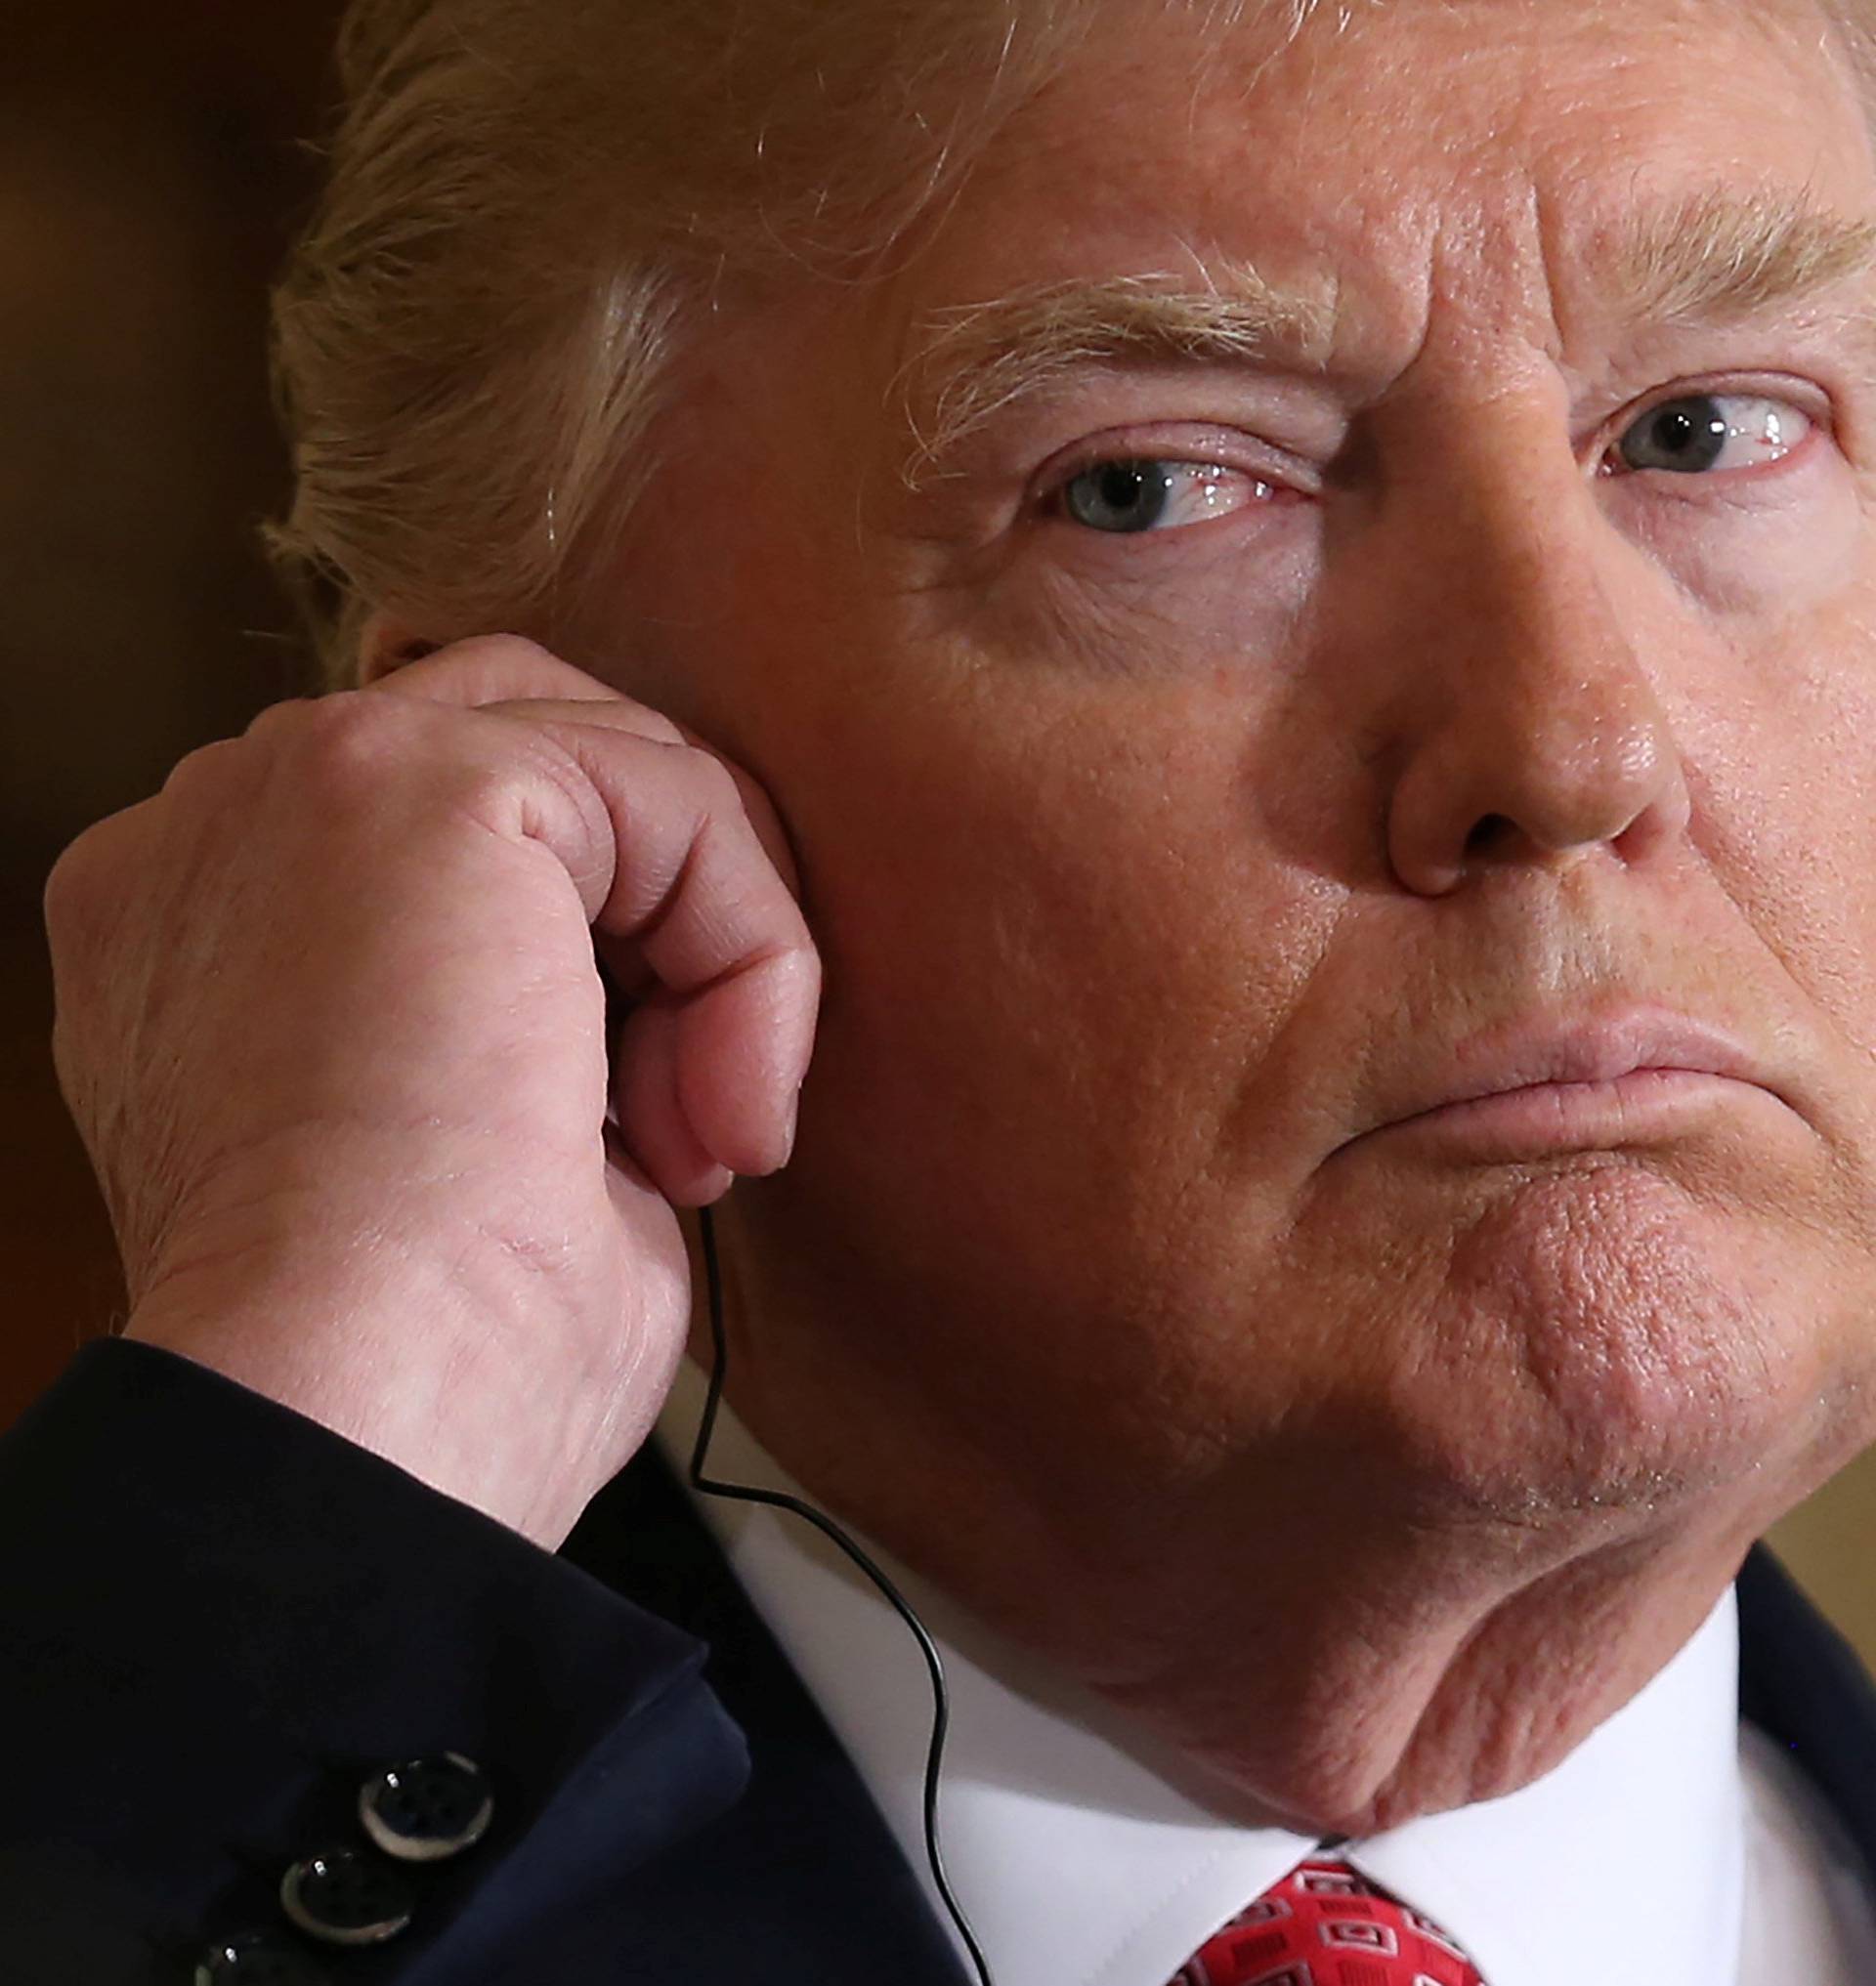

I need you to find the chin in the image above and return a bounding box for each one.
[1391,1158,1853,1532]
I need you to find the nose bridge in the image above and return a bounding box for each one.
[1375,405,1690,895]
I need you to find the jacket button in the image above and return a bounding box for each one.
[278,1846,415,1945]
[193,1931,328,1982]
[359,1752,493,1863]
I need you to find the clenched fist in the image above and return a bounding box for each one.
[41,637,821,1546]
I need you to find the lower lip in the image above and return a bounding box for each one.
[1372,1070,1774,1161]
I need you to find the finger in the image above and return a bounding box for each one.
[357,651,820,1176]
[361,633,661,718]
[461,710,820,1176]
[611,992,737,1208]
[367,647,790,884]
[481,699,804,898]
[472,693,684,743]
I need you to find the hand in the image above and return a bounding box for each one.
[41,637,820,1545]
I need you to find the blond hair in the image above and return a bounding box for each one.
[268,0,1870,690]
[270,0,1124,684]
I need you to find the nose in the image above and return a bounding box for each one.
[1369,436,1692,897]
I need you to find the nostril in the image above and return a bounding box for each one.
[1464,813,1516,858]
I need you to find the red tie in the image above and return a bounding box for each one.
[1170,1856,1486,1985]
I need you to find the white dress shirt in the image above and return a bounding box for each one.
[658,1364,1876,1985]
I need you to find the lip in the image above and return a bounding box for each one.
[1351,1007,1789,1154]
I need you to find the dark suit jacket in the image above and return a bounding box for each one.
[0,1338,1870,1984]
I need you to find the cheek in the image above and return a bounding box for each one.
[1686,587,1876,1065]
[1604,455,1865,614]
[770,652,1344,1272]
[959,524,1320,684]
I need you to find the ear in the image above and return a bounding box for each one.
[356,610,440,687]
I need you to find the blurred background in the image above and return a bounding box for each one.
[3,6,1871,1659]
[4,5,333,1402]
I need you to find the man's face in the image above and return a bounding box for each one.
[608,0,1876,1748]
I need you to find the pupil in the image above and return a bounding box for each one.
[1623,396,1727,474]
[1101,464,1150,511]
[1657,408,1699,453]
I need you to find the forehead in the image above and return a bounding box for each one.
[897,0,1875,353]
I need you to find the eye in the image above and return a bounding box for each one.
[1608,393,1812,477]
[1059,458,1273,533]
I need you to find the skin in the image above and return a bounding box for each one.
[577,0,1876,1830]
[47,0,1876,1846]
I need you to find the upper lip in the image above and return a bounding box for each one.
[1363,1006,1783,1137]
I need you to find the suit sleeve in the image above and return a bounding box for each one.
[0,1335,750,1984]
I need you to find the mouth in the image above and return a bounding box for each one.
[1346,1007,1792,1162]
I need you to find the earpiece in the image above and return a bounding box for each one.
[689,1204,996,1986]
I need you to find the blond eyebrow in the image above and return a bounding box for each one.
[896,195,1876,486]
[897,267,1336,484]
[1599,188,1876,325]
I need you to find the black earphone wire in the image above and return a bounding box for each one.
[687,1202,996,1986]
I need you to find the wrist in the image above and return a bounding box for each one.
[125,1277,621,1549]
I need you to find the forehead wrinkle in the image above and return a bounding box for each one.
[893,268,1338,487]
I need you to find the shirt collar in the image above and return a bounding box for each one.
[657,1362,1743,1986]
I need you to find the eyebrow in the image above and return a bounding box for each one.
[898,266,1336,483]
[896,192,1876,483]
[1601,188,1876,325]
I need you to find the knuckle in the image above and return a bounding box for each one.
[452,749,539,836]
[619,702,687,747]
[251,685,568,844]
[406,632,569,702]
[257,689,417,794]
[41,826,103,934]
[681,744,745,819]
[42,802,149,937]
[240,694,321,745]
[157,734,246,803]
[444,631,555,673]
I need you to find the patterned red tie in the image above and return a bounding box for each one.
[1170,1856,1486,1985]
